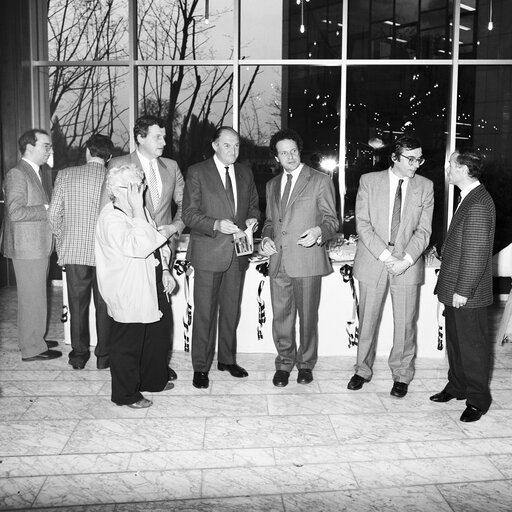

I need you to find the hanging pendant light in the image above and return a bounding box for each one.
[488,0,493,31]
[205,0,210,24]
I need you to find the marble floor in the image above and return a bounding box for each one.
[1,285,512,511]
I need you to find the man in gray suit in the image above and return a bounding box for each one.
[347,136,434,397]
[432,150,495,422]
[183,127,260,389]
[105,115,185,380]
[260,128,338,387]
[1,129,62,361]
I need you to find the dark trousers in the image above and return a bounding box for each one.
[444,305,492,413]
[109,284,172,405]
[191,253,245,372]
[270,262,321,372]
[66,264,112,366]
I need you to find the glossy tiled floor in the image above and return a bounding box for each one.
[1,285,512,511]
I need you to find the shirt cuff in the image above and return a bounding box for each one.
[379,249,392,261]
[404,253,414,265]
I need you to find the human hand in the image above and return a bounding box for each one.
[452,293,468,308]
[127,182,145,216]
[158,224,179,239]
[386,259,411,276]
[246,218,258,232]
[215,219,240,235]
[162,270,177,295]
[297,226,322,247]
[260,237,278,256]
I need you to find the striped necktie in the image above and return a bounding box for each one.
[147,160,160,209]
[389,179,403,246]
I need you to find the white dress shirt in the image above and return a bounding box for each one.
[214,154,238,213]
[280,163,304,205]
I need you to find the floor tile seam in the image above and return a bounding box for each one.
[485,454,512,479]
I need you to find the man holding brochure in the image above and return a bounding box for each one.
[182,127,260,389]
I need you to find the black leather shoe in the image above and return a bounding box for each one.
[347,374,368,390]
[46,340,59,348]
[193,371,209,389]
[390,381,408,398]
[272,370,290,387]
[217,362,248,378]
[70,362,86,370]
[297,369,313,384]
[430,390,462,402]
[168,367,178,381]
[460,404,484,422]
[22,349,63,362]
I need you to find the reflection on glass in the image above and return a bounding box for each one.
[137,0,233,60]
[457,66,512,252]
[348,0,453,59]
[240,65,342,229]
[47,0,129,61]
[459,0,512,59]
[138,65,232,171]
[345,66,450,246]
[46,66,130,170]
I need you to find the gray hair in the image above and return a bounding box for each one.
[106,164,144,202]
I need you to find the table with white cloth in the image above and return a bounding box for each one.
[62,246,445,359]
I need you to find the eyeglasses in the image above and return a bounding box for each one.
[399,155,425,166]
[36,143,53,152]
[278,148,299,158]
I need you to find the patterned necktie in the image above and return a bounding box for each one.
[225,166,235,213]
[281,173,293,215]
[390,179,403,245]
[147,160,160,209]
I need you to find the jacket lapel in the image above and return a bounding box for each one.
[286,165,310,211]
[130,152,155,214]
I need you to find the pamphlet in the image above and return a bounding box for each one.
[233,226,254,256]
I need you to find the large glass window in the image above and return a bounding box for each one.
[36,0,512,251]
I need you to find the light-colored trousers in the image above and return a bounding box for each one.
[354,275,420,384]
[12,258,50,358]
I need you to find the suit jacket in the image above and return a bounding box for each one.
[261,165,338,279]
[1,159,53,260]
[183,157,260,272]
[353,169,434,286]
[48,161,106,266]
[103,151,185,235]
[435,184,495,308]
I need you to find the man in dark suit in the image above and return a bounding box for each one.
[347,136,434,398]
[1,129,62,361]
[105,115,185,380]
[48,134,114,370]
[182,126,260,389]
[432,150,496,423]
[260,128,338,387]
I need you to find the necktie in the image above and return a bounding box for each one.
[147,160,160,209]
[281,173,293,215]
[225,167,235,213]
[390,179,403,245]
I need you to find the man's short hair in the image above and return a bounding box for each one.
[456,149,484,180]
[86,134,114,162]
[133,115,165,143]
[18,129,49,155]
[390,136,422,158]
[211,126,239,144]
[269,128,303,157]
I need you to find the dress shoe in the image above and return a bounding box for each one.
[71,363,85,370]
[162,381,174,391]
[45,340,59,348]
[390,381,408,398]
[297,369,313,384]
[193,371,209,389]
[22,349,63,362]
[460,404,484,423]
[347,374,368,390]
[217,362,248,378]
[430,390,462,403]
[120,397,153,409]
[272,370,290,387]
[168,367,178,381]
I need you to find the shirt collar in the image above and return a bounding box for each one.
[283,163,304,180]
[460,180,480,200]
[22,157,39,173]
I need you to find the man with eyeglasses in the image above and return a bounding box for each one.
[260,128,338,387]
[1,129,62,361]
[347,135,434,398]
